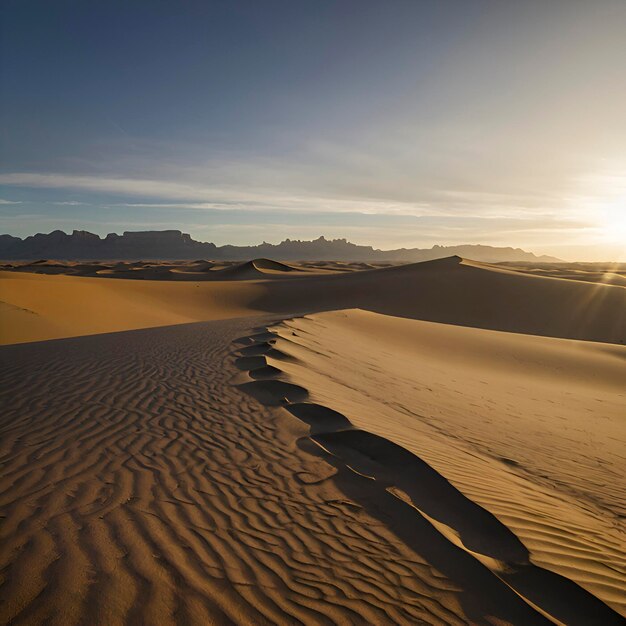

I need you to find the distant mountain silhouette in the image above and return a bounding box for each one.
[0,230,561,262]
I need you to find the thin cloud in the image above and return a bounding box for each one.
[0,170,572,217]
[0,171,439,214]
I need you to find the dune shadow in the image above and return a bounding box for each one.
[231,326,624,625]
[286,403,354,434]
[296,436,551,625]
[237,379,309,406]
[313,429,529,564]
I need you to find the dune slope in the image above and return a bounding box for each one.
[255,257,625,344]
[0,271,264,344]
[1,256,625,624]
[239,309,625,620]
[0,318,563,626]
[1,257,624,345]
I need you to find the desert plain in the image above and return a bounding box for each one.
[0,257,624,625]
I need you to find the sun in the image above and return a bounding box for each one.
[599,201,626,242]
[589,172,626,244]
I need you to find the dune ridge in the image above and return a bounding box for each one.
[213,258,302,280]
[2,256,624,624]
[251,257,625,344]
[3,319,510,626]
[233,323,624,624]
[2,256,624,346]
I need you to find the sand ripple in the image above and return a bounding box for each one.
[1,319,490,625]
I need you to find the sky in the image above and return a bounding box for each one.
[1,0,625,260]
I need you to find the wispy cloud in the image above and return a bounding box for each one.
[0,171,437,214]
[1,172,219,202]
[0,164,620,260]
[0,169,582,218]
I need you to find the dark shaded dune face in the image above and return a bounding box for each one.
[179,261,216,272]
[251,258,299,272]
[220,258,301,279]
[237,379,309,405]
[206,258,301,281]
[286,403,354,434]
[237,342,298,362]
[238,342,276,356]
[16,265,76,275]
[12,260,82,274]
[313,429,530,563]
[233,331,278,345]
[73,263,111,272]
[248,364,282,379]
[254,257,626,344]
[234,355,268,370]
[212,260,266,280]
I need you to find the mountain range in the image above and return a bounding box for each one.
[0,230,561,262]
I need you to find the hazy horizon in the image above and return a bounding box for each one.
[1,1,625,261]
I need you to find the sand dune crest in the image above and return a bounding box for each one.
[234,324,624,624]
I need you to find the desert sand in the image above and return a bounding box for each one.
[0,257,624,625]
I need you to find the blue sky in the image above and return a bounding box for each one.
[1,0,625,259]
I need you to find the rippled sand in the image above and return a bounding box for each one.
[1,257,624,624]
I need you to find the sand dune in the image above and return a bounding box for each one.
[243,310,625,620]
[1,257,624,624]
[1,258,346,281]
[499,261,626,287]
[0,271,264,344]
[5,256,624,285]
[0,319,553,626]
[253,257,625,344]
[1,256,624,345]
[212,258,302,280]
